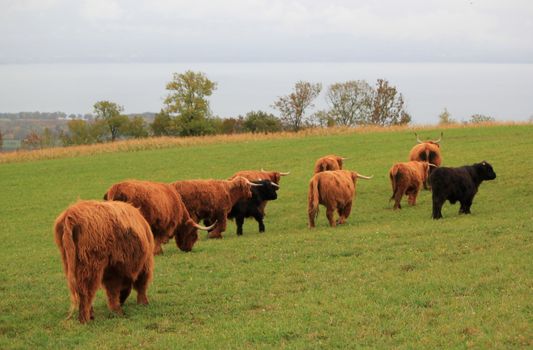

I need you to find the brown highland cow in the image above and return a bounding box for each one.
[104,180,214,254]
[313,155,347,173]
[389,161,434,210]
[409,133,442,188]
[171,176,259,238]
[308,170,372,228]
[230,169,290,185]
[54,200,154,323]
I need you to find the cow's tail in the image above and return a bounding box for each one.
[308,176,320,225]
[54,214,79,319]
[389,166,400,201]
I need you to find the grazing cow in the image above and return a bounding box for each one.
[230,169,290,185]
[429,161,496,219]
[104,180,214,254]
[308,170,373,228]
[171,176,259,238]
[409,133,443,188]
[313,155,347,173]
[389,161,434,209]
[228,180,279,235]
[54,200,154,323]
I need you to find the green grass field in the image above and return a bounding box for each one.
[1,125,531,349]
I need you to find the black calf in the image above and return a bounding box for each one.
[228,180,279,235]
[429,161,496,219]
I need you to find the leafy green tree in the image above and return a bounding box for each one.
[272,81,322,131]
[163,71,217,136]
[311,110,336,128]
[151,110,179,136]
[469,114,495,123]
[326,80,373,126]
[123,116,149,138]
[220,117,245,134]
[243,111,282,133]
[367,79,411,126]
[93,101,128,141]
[438,108,456,125]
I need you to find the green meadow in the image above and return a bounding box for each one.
[0,124,531,349]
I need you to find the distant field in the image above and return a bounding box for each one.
[0,124,531,349]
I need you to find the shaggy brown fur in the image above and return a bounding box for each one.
[171,176,254,238]
[308,170,372,228]
[54,200,154,323]
[230,169,289,185]
[389,161,432,210]
[104,180,206,254]
[409,133,442,188]
[313,155,346,173]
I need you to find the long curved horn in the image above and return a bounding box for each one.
[433,132,443,144]
[428,163,438,168]
[279,171,290,176]
[415,132,423,144]
[357,174,373,180]
[193,221,217,231]
[245,178,263,187]
[270,181,280,189]
[341,157,349,160]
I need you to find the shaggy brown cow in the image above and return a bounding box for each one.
[308,170,372,228]
[409,133,442,188]
[313,155,347,173]
[389,161,434,209]
[230,169,290,185]
[54,200,154,323]
[104,180,214,254]
[171,176,258,239]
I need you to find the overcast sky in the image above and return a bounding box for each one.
[1,0,532,63]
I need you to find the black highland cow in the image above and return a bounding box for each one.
[228,180,279,235]
[429,161,496,219]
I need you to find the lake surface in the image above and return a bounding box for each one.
[1,62,532,124]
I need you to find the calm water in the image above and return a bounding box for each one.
[1,62,532,123]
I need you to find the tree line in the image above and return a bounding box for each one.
[0,70,497,151]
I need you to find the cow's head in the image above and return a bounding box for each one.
[175,220,216,252]
[476,161,496,181]
[260,169,290,184]
[415,132,442,147]
[253,180,279,201]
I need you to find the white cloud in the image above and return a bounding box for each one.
[80,0,124,21]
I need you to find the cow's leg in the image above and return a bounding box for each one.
[102,267,124,315]
[251,208,265,233]
[153,233,165,255]
[308,210,316,228]
[393,185,404,210]
[77,269,102,323]
[338,201,352,224]
[459,198,473,214]
[408,187,419,206]
[235,215,244,236]
[432,195,445,219]
[208,214,226,239]
[133,267,151,305]
[326,207,336,227]
[119,277,133,306]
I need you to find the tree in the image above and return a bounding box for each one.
[220,117,245,134]
[367,79,411,126]
[438,108,456,125]
[93,101,128,141]
[326,80,373,126]
[469,114,495,123]
[272,81,322,131]
[243,111,282,133]
[311,110,336,128]
[0,129,3,150]
[123,116,149,139]
[151,110,179,136]
[163,71,217,136]
[21,131,42,150]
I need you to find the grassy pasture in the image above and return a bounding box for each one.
[0,124,531,349]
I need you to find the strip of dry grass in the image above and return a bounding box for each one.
[0,122,523,164]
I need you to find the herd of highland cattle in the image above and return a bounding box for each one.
[54,132,496,323]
